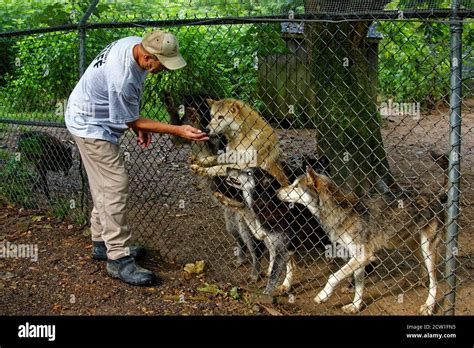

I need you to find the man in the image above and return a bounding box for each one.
[65,30,208,286]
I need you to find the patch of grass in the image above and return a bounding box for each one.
[50,198,72,220]
[73,211,89,226]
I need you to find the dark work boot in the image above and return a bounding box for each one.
[106,256,157,286]
[92,241,146,261]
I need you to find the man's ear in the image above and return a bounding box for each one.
[144,53,156,62]
[186,107,198,123]
[206,98,216,107]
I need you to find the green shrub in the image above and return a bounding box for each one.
[378,21,451,108]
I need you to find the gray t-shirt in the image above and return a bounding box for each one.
[65,36,148,144]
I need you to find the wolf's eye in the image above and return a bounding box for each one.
[217,115,224,120]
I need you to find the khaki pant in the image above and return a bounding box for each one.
[73,135,131,260]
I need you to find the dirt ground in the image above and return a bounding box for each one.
[0,99,473,316]
[0,203,268,316]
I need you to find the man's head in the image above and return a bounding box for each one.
[137,30,186,74]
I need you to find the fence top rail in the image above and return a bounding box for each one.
[0,9,472,38]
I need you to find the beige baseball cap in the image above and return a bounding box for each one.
[141,30,187,70]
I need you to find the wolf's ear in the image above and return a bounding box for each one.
[206,98,216,107]
[306,166,324,190]
[306,166,317,184]
[229,100,242,114]
[186,107,198,123]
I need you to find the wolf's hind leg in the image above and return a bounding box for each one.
[263,237,275,278]
[238,219,261,282]
[419,228,438,316]
[277,253,296,294]
[263,237,288,295]
[223,208,246,266]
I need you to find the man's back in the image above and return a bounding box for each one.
[65,36,147,144]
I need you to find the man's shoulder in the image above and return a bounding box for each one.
[113,36,142,48]
[106,36,144,86]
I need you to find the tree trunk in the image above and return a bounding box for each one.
[305,12,393,195]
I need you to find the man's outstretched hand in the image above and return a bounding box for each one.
[127,118,209,144]
[177,125,209,141]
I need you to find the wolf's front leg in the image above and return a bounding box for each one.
[341,267,365,314]
[191,163,249,177]
[213,192,245,208]
[315,255,369,305]
[193,155,219,167]
[419,231,437,316]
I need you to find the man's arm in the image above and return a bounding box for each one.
[127,117,208,141]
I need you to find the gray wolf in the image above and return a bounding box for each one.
[214,166,331,295]
[163,93,263,278]
[189,98,290,281]
[277,164,446,315]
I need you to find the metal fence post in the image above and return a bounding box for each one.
[78,0,99,76]
[444,0,463,316]
[77,0,99,214]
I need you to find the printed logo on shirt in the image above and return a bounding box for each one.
[93,41,117,69]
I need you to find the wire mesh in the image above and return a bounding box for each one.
[0,0,473,315]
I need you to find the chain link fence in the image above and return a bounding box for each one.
[0,0,473,315]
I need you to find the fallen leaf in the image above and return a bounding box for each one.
[229,286,241,300]
[0,271,14,280]
[31,215,44,222]
[184,260,205,274]
[197,283,223,295]
[261,305,283,316]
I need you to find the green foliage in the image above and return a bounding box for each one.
[0,0,470,123]
[1,20,287,117]
[378,21,451,107]
[143,23,288,107]
[0,150,38,209]
[2,31,76,112]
